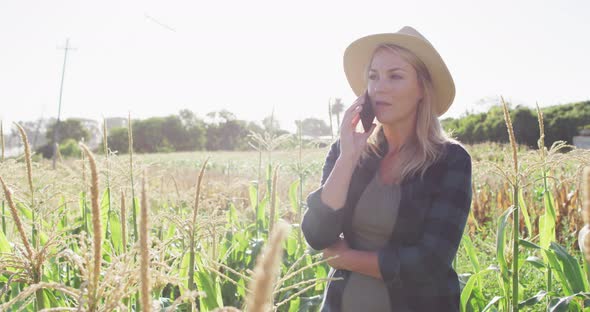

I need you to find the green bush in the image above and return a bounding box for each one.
[442,100,590,147]
[59,139,81,158]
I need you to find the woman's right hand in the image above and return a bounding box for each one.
[339,95,377,163]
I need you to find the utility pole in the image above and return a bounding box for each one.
[52,38,76,169]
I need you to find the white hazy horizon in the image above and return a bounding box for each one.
[1,0,589,134]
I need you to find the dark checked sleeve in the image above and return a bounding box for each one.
[378,144,472,286]
[301,139,348,251]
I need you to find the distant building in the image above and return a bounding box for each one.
[76,118,101,149]
[104,117,128,131]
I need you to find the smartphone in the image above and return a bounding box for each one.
[360,91,375,133]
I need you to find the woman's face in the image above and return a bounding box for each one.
[367,47,423,125]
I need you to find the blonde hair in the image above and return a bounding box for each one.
[361,43,457,182]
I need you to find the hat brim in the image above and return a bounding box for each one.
[343,33,455,116]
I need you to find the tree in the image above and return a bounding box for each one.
[262,115,281,133]
[205,110,254,150]
[178,109,207,150]
[296,118,331,137]
[218,110,236,122]
[162,116,188,150]
[262,115,290,136]
[331,98,345,133]
[179,109,198,128]
[132,117,174,153]
[107,127,129,154]
[511,106,538,147]
[441,100,590,148]
[36,119,90,159]
[46,119,90,144]
[206,119,251,150]
[246,121,265,136]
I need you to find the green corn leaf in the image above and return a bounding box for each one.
[195,256,223,309]
[257,196,269,232]
[518,290,547,309]
[249,184,258,212]
[109,209,122,254]
[44,288,63,307]
[518,189,532,238]
[234,277,246,299]
[196,270,223,310]
[525,256,546,270]
[101,242,113,263]
[179,251,190,291]
[496,206,514,282]
[228,202,238,226]
[550,242,587,293]
[57,195,67,231]
[315,265,327,292]
[11,282,20,301]
[288,179,300,214]
[286,230,298,257]
[44,258,60,282]
[461,268,494,312]
[544,249,573,295]
[481,296,502,312]
[549,292,590,312]
[100,188,111,239]
[2,200,6,236]
[17,202,49,233]
[540,191,556,250]
[288,296,301,312]
[133,197,140,241]
[165,222,176,242]
[519,238,541,250]
[16,201,33,220]
[0,230,11,253]
[15,201,49,246]
[462,234,480,273]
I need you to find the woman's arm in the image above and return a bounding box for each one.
[302,99,376,251]
[320,153,357,210]
[301,139,357,250]
[323,239,382,280]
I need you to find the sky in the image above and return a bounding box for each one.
[1,0,589,134]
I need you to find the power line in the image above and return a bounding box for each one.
[52,38,76,169]
[144,13,177,32]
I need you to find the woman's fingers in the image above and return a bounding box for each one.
[344,96,363,114]
[343,96,363,120]
[351,110,361,128]
[341,97,364,132]
[341,106,361,134]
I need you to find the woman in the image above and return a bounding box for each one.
[301,26,472,311]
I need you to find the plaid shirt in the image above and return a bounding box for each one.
[301,138,472,312]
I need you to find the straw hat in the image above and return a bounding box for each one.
[343,26,455,116]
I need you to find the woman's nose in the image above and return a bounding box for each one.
[373,78,389,94]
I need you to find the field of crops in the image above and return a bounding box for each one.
[1,105,590,311]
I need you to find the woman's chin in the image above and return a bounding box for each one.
[377,110,416,126]
[376,115,398,125]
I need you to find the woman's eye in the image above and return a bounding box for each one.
[390,75,402,79]
[368,75,377,80]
